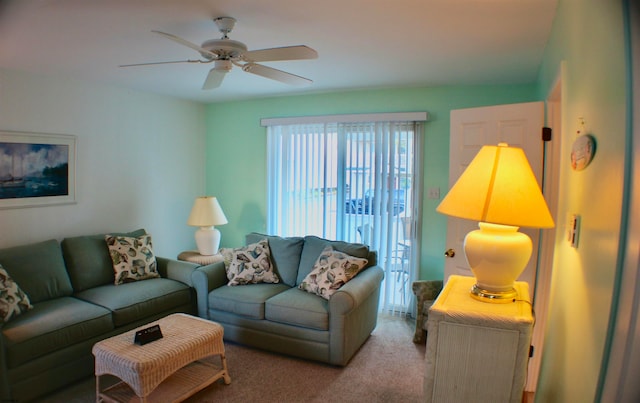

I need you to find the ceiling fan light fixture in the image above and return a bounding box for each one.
[215,60,233,72]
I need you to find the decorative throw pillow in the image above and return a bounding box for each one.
[298,246,368,300]
[0,264,33,323]
[220,239,280,286]
[105,234,159,285]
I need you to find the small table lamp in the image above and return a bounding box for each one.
[436,143,555,303]
[187,196,228,255]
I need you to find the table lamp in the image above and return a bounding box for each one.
[187,196,228,255]
[436,143,554,302]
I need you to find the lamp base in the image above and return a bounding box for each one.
[470,284,517,303]
[464,222,533,304]
[194,226,221,256]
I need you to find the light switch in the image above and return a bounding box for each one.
[567,214,580,248]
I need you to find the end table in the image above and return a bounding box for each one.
[423,275,534,403]
[178,251,224,265]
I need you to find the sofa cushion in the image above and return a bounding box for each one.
[297,236,370,286]
[246,233,304,287]
[73,278,190,327]
[0,239,73,303]
[265,287,329,330]
[2,296,113,369]
[208,283,290,319]
[0,264,33,323]
[298,246,369,300]
[220,239,280,286]
[105,234,160,285]
[61,229,147,291]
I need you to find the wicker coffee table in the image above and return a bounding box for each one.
[92,313,230,402]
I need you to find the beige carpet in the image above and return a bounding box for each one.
[37,314,425,403]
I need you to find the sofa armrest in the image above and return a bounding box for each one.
[191,262,227,318]
[0,325,10,401]
[330,265,384,315]
[156,257,199,286]
[328,265,384,365]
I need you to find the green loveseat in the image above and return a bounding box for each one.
[191,233,384,366]
[0,229,198,402]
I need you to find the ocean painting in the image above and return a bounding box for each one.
[0,142,69,199]
[0,132,76,208]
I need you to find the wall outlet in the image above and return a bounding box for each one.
[428,187,440,199]
[567,214,580,248]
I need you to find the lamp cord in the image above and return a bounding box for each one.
[513,298,536,326]
[512,297,536,393]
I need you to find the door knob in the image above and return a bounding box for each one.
[444,248,456,258]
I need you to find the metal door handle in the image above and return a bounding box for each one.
[444,248,456,258]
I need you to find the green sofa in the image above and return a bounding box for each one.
[192,233,384,366]
[0,229,198,402]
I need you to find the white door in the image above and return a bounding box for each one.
[444,102,545,291]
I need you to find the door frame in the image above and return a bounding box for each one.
[525,65,563,392]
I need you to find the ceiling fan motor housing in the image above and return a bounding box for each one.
[201,39,247,58]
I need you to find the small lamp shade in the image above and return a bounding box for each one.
[187,196,227,255]
[187,196,228,227]
[437,143,554,302]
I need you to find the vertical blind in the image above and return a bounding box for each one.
[265,116,425,314]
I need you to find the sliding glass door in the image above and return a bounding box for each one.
[267,120,423,314]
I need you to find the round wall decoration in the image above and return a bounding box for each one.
[571,134,596,171]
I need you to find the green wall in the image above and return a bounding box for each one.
[534,0,627,401]
[204,1,631,399]
[205,84,536,280]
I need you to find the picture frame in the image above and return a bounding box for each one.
[0,131,77,209]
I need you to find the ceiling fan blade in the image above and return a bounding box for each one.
[152,30,218,59]
[242,63,312,86]
[119,60,205,67]
[202,68,227,90]
[242,46,318,63]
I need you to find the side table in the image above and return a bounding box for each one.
[423,275,534,403]
[178,251,224,265]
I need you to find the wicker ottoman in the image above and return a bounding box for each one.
[92,313,230,402]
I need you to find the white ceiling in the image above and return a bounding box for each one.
[0,0,558,104]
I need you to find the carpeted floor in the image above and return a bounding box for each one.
[37,314,425,403]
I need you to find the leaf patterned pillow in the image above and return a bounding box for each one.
[298,246,368,300]
[220,239,280,286]
[0,264,33,323]
[105,234,159,285]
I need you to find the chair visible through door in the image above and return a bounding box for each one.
[391,217,412,303]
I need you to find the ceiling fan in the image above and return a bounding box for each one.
[121,16,318,90]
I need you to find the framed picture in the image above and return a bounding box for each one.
[0,131,76,209]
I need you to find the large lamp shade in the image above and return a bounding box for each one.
[187,196,228,255]
[437,143,554,302]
